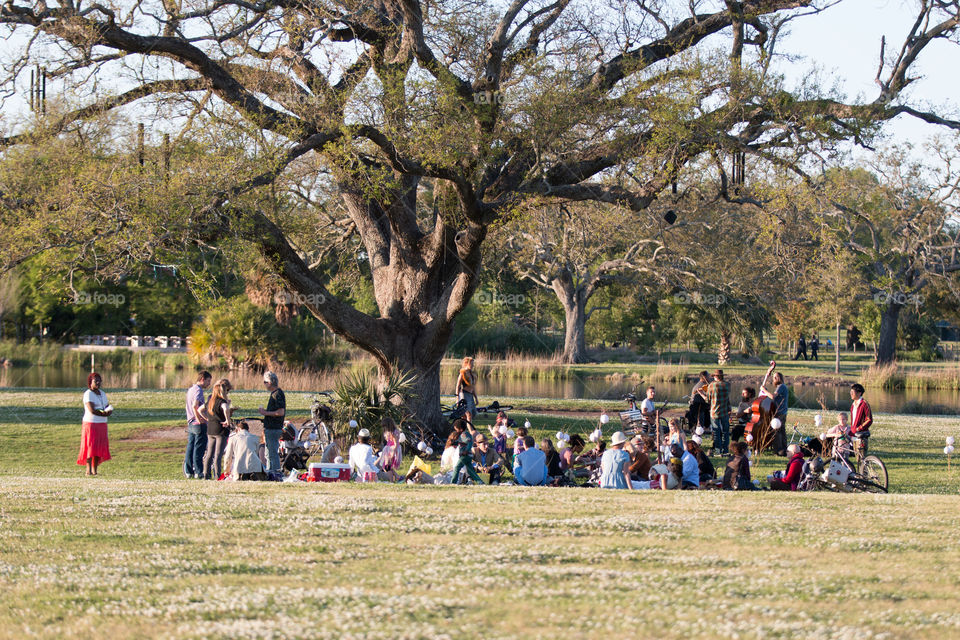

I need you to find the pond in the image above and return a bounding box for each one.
[1,365,957,414]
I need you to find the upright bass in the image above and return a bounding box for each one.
[745,361,777,440]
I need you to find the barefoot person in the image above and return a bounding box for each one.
[456,356,478,425]
[78,372,112,475]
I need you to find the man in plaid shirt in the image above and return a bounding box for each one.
[705,369,731,455]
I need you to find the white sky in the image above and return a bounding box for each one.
[0,0,957,148]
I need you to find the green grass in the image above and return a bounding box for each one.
[1,389,960,638]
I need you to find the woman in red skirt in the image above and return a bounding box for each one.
[78,372,112,475]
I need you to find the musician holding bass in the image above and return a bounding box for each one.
[759,366,789,456]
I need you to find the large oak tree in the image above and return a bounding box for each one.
[2,0,958,430]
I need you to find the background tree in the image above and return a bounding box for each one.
[812,144,960,364]
[2,0,959,429]
[503,200,690,363]
[805,248,863,374]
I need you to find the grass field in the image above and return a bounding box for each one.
[1,389,959,639]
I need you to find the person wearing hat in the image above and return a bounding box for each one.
[258,371,286,474]
[705,369,731,456]
[599,431,633,489]
[349,428,379,482]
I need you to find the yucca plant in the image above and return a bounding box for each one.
[331,367,417,451]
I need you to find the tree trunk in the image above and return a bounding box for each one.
[377,352,443,435]
[876,301,903,365]
[718,331,731,365]
[835,321,840,375]
[560,296,588,364]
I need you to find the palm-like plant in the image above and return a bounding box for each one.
[672,292,771,365]
[331,367,417,451]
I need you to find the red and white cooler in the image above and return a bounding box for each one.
[309,463,352,482]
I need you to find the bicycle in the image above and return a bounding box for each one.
[790,424,888,493]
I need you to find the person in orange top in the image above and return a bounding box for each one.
[849,383,873,457]
[456,356,478,425]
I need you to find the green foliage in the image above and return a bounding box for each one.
[188,296,329,368]
[331,368,416,449]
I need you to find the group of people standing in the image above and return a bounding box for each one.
[183,370,287,479]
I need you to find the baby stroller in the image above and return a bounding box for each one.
[278,422,327,472]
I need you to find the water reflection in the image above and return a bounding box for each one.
[1,366,957,414]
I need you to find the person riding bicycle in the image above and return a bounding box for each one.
[849,383,873,458]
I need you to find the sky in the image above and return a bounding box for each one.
[778,0,959,147]
[0,0,957,149]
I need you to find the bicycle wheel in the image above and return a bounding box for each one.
[859,455,888,491]
[847,475,887,494]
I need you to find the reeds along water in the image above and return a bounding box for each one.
[441,350,567,380]
[860,363,960,390]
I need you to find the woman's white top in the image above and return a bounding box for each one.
[82,389,109,424]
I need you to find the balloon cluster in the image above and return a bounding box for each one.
[945,436,956,456]
[555,431,571,449]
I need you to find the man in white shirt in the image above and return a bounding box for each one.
[348,428,379,481]
[640,386,657,434]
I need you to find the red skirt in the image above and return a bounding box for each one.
[77,422,111,465]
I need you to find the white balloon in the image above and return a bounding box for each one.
[947,436,956,446]
[524,420,532,429]
[506,429,515,439]
[814,414,823,428]
[398,432,407,444]
[498,425,507,435]
[946,446,952,455]
[425,447,434,456]
[692,435,702,445]
[556,431,564,441]
[770,418,782,430]
[746,434,754,443]
[334,456,343,464]
[819,433,827,441]
[556,440,567,449]
[600,413,610,424]
[562,433,571,441]
[349,419,358,428]
[695,426,704,436]
[417,441,427,452]
[589,432,599,443]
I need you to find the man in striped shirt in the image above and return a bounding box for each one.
[705,369,731,455]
